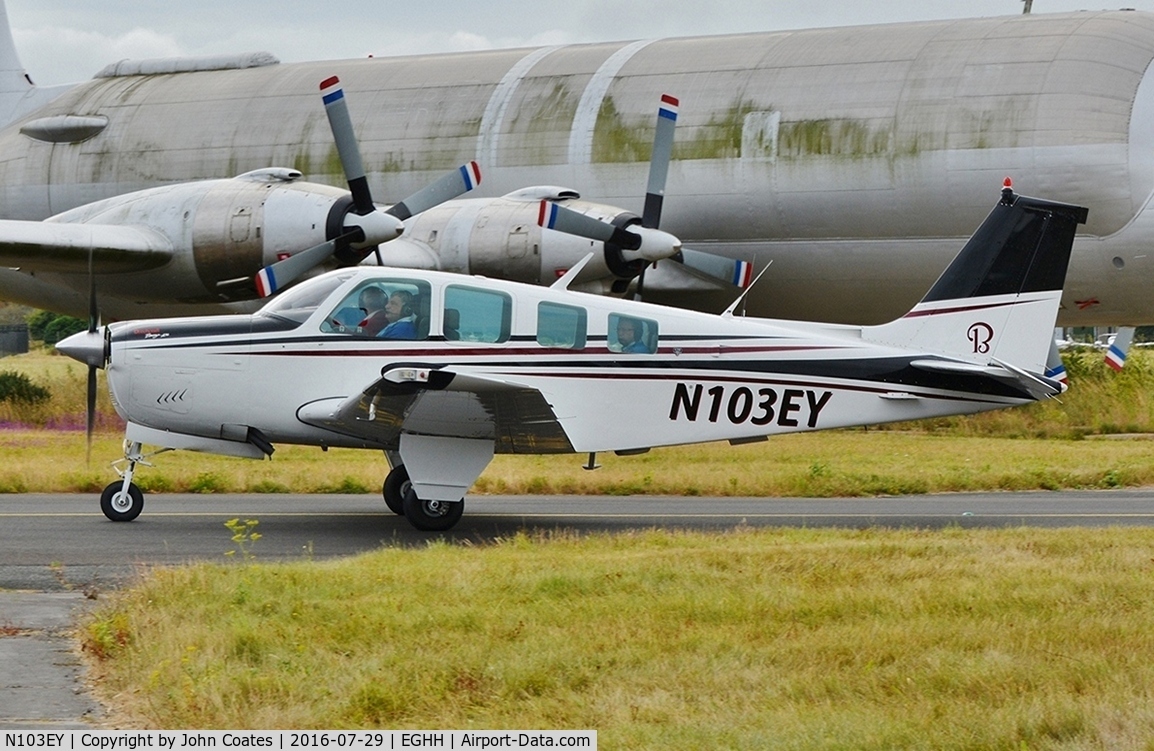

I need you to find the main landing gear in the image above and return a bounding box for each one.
[384,464,465,531]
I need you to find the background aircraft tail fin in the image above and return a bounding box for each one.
[863,181,1088,376]
[1105,326,1136,371]
[0,1,72,126]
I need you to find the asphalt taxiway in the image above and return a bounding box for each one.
[6,490,1154,590]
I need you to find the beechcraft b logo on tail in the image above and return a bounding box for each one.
[967,322,994,354]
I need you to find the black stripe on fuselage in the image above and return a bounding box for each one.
[117,326,1033,400]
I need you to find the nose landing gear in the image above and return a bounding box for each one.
[99,441,172,522]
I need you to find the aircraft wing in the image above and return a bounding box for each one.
[0,221,174,273]
[296,365,574,453]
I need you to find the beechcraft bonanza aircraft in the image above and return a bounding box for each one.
[57,182,1086,531]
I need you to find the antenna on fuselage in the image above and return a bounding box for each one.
[720,261,772,318]
[550,252,596,291]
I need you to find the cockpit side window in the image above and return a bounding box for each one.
[444,285,511,343]
[537,302,587,349]
[321,279,431,339]
[609,313,657,354]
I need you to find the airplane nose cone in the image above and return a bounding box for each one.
[56,329,107,368]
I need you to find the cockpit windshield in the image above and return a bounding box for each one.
[256,271,357,325]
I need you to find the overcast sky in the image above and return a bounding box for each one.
[9,0,1154,86]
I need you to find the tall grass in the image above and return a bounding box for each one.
[82,527,1154,746]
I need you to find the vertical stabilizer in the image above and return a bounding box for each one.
[0,0,31,103]
[0,1,72,125]
[864,182,1088,376]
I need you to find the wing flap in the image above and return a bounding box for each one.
[0,221,174,272]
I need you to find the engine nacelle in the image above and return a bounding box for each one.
[50,170,357,301]
[380,190,657,287]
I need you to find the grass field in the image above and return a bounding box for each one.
[81,527,1154,747]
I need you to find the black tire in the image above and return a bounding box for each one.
[382,465,409,516]
[402,487,464,531]
[100,481,144,522]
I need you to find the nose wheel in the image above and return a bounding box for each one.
[100,481,143,522]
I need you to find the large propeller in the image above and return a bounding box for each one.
[255,76,481,297]
[536,94,753,297]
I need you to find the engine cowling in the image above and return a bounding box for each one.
[50,170,373,302]
[379,190,671,288]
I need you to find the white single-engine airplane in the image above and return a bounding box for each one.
[58,182,1086,531]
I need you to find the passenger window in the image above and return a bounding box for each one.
[444,285,511,343]
[609,313,657,354]
[537,302,587,350]
[320,279,430,339]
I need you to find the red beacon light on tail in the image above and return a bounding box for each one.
[1001,176,1015,204]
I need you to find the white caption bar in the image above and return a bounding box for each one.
[2,731,596,751]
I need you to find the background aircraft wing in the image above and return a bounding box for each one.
[297,366,574,453]
[0,221,173,273]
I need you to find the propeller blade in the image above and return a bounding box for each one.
[537,201,642,250]
[1105,326,1136,371]
[255,234,352,298]
[320,76,374,215]
[86,365,96,464]
[642,94,678,229]
[85,245,97,462]
[677,248,754,288]
[386,162,481,221]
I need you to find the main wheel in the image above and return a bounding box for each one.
[382,465,410,516]
[100,481,144,522]
[402,487,464,531]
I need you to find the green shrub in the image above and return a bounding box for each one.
[0,371,49,403]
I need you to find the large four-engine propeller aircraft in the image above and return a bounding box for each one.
[0,69,740,319]
[0,7,1144,327]
[57,183,1086,531]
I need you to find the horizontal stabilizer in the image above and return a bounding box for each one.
[911,358,1065,400]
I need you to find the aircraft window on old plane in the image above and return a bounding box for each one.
[537,302,587,350]
[444,285,511,344]
[257,271,356,325]
[321,279,431,339]
[609,313,657,354]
